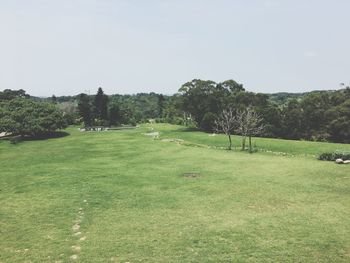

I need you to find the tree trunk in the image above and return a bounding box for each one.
[241,136,246,151]
[249,136,252,153]
[228,134,232,150]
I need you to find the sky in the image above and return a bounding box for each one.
[1,0,349,96]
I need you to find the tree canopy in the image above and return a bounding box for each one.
[0,98,67,136]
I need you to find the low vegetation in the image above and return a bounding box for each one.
[318,151,350,161]
[149,123,350,157]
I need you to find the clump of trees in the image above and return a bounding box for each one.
[0,89,28,100]
[75,89,182,127]
[76,88,129,127]
[235,107,264,152]
[178,79,243,130]
[214,108,236,150]
[77,88,109,127]
[177,79,350,143]
[215,107,264,152]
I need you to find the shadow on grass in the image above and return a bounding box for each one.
[23,131,70,141]
[2,131,71,144]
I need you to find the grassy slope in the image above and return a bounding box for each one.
[0,125,350,262]
[148,123,350,157]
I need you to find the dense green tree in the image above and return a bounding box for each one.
[300,92,330,140]
[0,98,67,136]
[108,104,120,126]
[0,89,28,101]
[325,89,350,143]
[178,79,231,129]
[161,95,183,124]
[218,79,245,93]
[94,87,108,120]
[281,99,304,139]
[201,112,217,131]
[260,103,282,137]
[119,105,134,125]
[78,93,92,127]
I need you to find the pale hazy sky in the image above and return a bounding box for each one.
[1,0,349,96]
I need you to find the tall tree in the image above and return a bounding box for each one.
[179,79,230,130]
[94,87,108,120]
[78,93,92,127]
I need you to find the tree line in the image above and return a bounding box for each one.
[72,88,180,127]
[1,79,349,143]
[177,79,350,143]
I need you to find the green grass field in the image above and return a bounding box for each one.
[1,124,350,262]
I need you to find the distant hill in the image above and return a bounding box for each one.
[267,89,343,104]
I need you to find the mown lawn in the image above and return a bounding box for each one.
[1,124,350,262]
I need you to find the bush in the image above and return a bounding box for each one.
[318,152,333,161]
[0,98,67,137]
[318,151,350,161]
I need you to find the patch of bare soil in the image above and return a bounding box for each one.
[182,172,201,178]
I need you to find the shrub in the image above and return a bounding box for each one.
[318,151,350,161]
[0,98,67,137]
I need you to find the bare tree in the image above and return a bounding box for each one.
[214,108,236,150]
[236,107,264,153]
